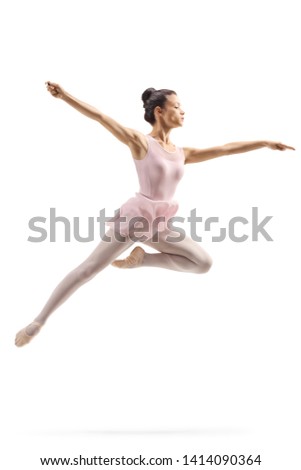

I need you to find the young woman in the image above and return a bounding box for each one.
[15,83,295,347]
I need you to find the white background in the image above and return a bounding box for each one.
[0,0,300,469]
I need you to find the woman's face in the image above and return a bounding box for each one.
[156,94,185,128]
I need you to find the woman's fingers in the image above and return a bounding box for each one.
[45,81,59,87]
[45,81,59,90]
[45,81,62,97]
[271,142,295,151]
[277,143,295,151]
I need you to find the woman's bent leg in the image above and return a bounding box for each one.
[113,229,213,274]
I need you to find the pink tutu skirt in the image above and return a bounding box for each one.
[106,192,179,240]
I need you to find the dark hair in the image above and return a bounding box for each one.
[141,87,176,125]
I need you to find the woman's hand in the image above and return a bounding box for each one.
[45,81,65,99]
[265,141,295,151]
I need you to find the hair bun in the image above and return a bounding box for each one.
[141,88,156,107]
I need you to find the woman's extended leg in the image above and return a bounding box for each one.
[15,229,134,346]
[112,229,213,274]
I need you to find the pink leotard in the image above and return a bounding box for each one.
[107,134,185,239]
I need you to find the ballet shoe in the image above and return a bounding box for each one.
[15,321,43,347]
[111,246,145,269]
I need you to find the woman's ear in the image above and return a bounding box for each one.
[154,105,162,120]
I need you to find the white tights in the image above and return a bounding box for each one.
[33,228,212,326]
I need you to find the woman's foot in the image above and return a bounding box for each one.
[15,321,43,347]
[111,246,145,269]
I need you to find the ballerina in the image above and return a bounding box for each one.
[15,82,295,346]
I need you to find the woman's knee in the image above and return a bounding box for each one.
[196,255,213,274]
[73,261,100,283]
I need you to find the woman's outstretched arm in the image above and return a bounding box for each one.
[45,82,147,155]
[184,141,295,164]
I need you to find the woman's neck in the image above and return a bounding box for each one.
[149,125,172,144]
